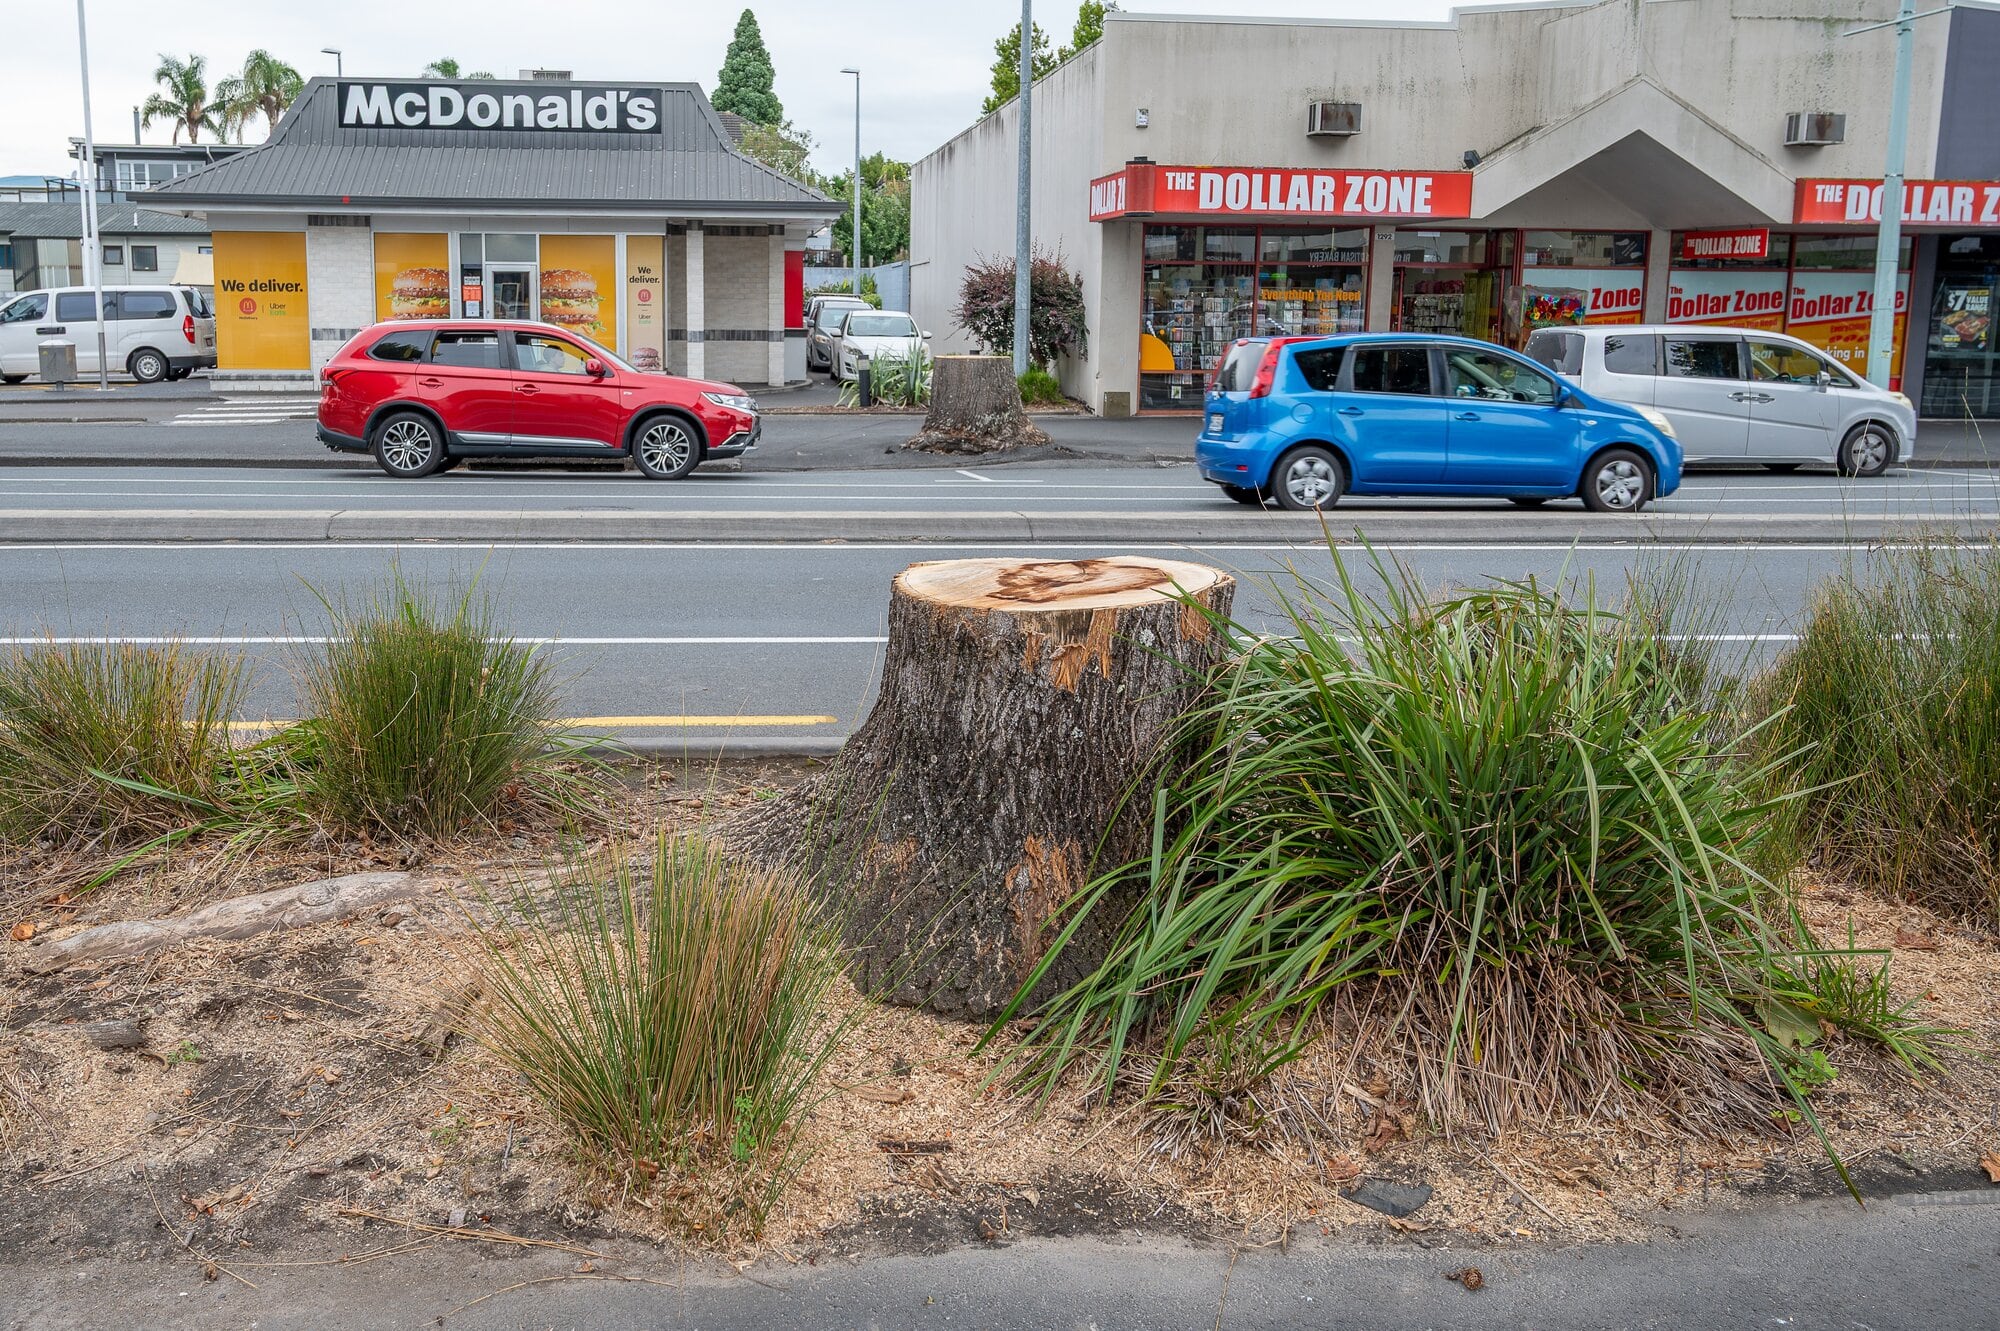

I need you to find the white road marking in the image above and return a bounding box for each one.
[954,469,999,482]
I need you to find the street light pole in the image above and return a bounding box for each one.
[841,68,861,294]
[322,48,343,77]
[1011,0,1033,377]
[74,0,108,390]
[1862,0,1918,391]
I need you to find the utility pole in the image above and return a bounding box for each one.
[841,68,861,293]
[75,0,109,390]
[1012,0,1033,377]
[1863,0,1918,391]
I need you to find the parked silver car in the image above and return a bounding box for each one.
[1525,325,1916,475]
[804,296,870,373]
[829,309,930,384]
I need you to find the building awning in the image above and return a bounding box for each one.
[143,78,834,222]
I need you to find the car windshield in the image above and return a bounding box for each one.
[815,303,862,330]
[563,330,636,373]
[844,314,918,338]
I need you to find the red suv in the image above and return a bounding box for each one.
[316,320,761,479]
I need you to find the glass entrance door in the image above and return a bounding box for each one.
[487,266,535,321]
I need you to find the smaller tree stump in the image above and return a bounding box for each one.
[905,354,1051,455]
[732,555,1235,1018]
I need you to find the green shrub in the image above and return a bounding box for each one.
[290,576,582,840]
[1757,543,2000,927]
[807,277,882,310]
[463,835,852,1240]
[0,641,243,846]
[999,553,1882,1135]
[1017,366,1065,406]
[837,342,931,407]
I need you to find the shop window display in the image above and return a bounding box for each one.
[1925,233,2000,418]
[1393,229,1510,342]
[1511,231,1646,339]
[1141,224,1365,409]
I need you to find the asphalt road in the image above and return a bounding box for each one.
[11,1189,1999,1330]
[0,512,1973,743]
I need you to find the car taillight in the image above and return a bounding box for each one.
[1248,344,1284,399]
[182,314,196,345]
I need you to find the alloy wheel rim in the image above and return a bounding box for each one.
[1850,430,1889,472]
[640,422,691,474]
[136,354,163,379]
[1286,457,1335,506]
[380,420,434,472]
[1596,459,1643,509]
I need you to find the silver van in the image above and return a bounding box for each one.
[0,285,217,384]
[1525,325,1915,475]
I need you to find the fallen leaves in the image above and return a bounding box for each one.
[1444,1266,1485,1291]
[1980,1150,2000,1185]
[1894,927,1942,951]
[9,921,34,943]
[1322,1153,1361,1185]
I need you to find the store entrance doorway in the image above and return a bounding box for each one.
[487,266,535,321]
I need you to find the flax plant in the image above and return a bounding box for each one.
[462,834,853,1240]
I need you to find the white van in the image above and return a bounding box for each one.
[0,286,217,384]
[1525,325,1915,475]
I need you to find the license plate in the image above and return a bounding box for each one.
[1207,413,1225,433]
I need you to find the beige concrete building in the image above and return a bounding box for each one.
[912,0,2000,417]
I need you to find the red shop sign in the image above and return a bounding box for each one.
[1089,163,1472,222]
[1679,228,1769,261]
[1796,178,2000,226]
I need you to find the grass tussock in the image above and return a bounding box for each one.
[1758,542,2000,928]
[0,640,243,848]
[289,576,591,840]
[998,552,1939,1142]
[462,834,853,1242]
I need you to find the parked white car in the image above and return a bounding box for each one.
[1525,325,1915,475]
[830,310,930,384]
[0,285,217,383]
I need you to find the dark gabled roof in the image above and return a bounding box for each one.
[0,201,211,239]
[143,78,832,217]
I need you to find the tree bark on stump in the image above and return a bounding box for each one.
[731,556,1234,1019]
[904,354,1050,455]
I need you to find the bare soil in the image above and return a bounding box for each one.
[2,758,1995,1283]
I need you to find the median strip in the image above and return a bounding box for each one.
[223,714,839,732]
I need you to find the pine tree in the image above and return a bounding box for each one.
[712,9,783,125]
[982,21,1057,115]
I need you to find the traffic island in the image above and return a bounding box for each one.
[903,354,1052,455]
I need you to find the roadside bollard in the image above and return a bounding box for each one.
[857,355,873,409]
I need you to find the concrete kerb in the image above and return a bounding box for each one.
[3,508,1998,544]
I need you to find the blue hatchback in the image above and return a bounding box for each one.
[1195,333,1683,512]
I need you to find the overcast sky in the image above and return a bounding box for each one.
[5,0,1460,180]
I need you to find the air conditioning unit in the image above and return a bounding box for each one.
[1784,112,1846,147]
[1306,102,1361,138]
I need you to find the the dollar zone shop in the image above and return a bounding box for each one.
[912,3,2000,418]
[147,77,836,389]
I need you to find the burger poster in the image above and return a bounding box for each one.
[625,235,666,372]
[373,234,450,321]
[1786,271,1910,383]
[539,235,615,350]
[211,231,309,371]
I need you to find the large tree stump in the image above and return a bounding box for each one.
[904,354,1051,455]
[732,556,1234,1019]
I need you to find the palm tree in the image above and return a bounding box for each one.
[217,49,303,141]
[421,58,496,79]
[141,54,222,143]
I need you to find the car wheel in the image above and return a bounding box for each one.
[1764,462,1802,473]
[1579,448,1654,513]
[632,415,701,479]
[1272,446,1346,511]
[1221,484,1265,507]
[371,411,446,478]
[1837,423,1894,477]
[128,349,169,383]
[1509,496,1550,507]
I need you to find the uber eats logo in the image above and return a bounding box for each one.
[338,82,663,133]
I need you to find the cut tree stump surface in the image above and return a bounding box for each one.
[732,555,1235,1019]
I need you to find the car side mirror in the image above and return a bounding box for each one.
[584,358,607,376]
[1816,370,1834,390]
[922,330,933,340]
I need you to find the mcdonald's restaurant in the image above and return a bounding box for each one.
[146,77,836,391]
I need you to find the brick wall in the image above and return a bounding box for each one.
[306,226,373,369]
[703,231,776,386]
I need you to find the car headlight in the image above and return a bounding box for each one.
[1891,391,1913,410]
[701,391,757,413]
[1636,405,1677,440]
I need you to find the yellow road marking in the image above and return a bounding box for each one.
[225,714,837,732]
